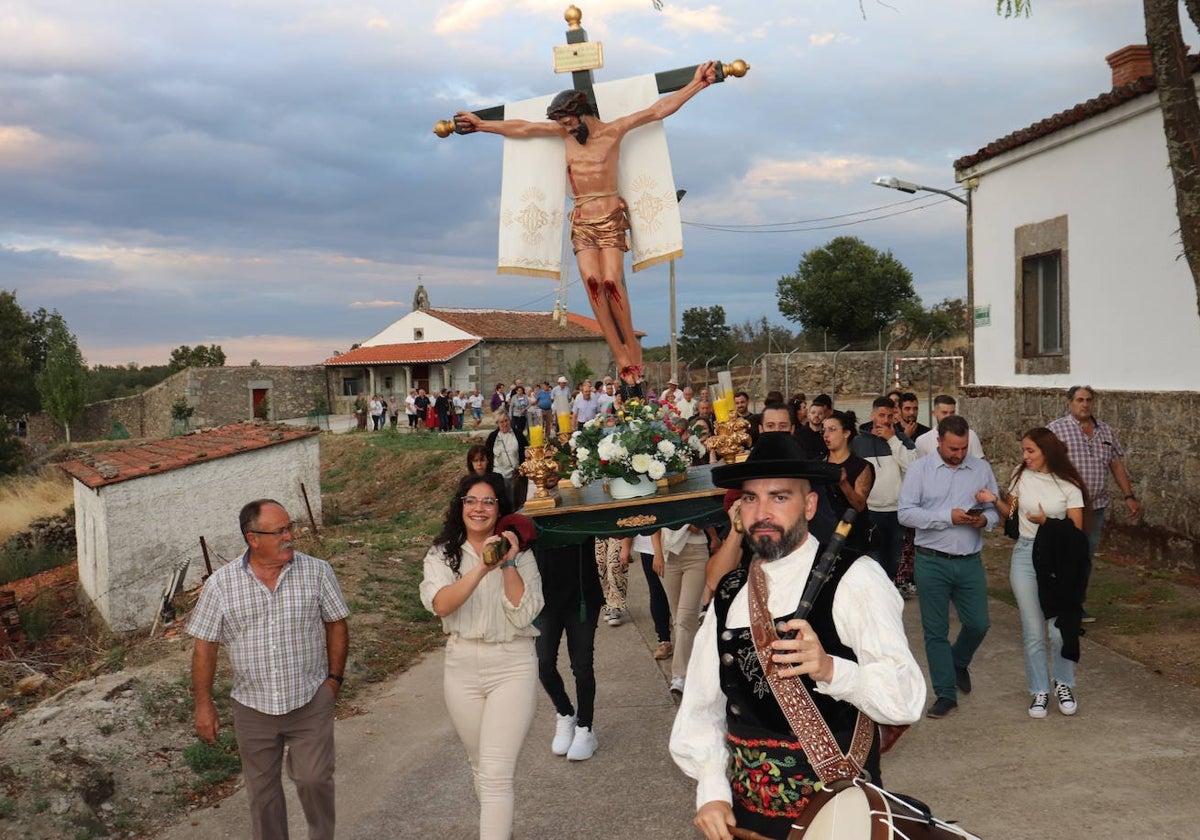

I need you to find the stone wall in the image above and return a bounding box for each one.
[675,350,970,404]
[186,366,326,427]
[27,366,327,443]
[960,385,1200,572]
[480,339,613,390]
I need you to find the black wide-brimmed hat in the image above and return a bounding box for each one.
[711,432,840,489]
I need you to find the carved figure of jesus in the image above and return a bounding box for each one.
[454,61,717,388]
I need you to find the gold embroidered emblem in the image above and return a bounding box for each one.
[628,174,674,234]
[502,187,562,246]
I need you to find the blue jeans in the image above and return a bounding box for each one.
[1009,537,1074,693]
[914,550,990,702]
[1085,507,1105,560]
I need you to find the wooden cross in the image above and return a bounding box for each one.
[433,6,747,137]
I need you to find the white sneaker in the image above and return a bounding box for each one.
[552,713,576,755]
[1028,692,1049,719]
[1054,681,1078,716]
[606,608,626,627]
[669,676,685,699]
[566,725,597,761]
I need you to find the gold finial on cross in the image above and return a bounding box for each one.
[565,6,582,30]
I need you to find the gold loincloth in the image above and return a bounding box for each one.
[570,198,631,254]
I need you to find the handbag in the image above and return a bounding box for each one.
[1003,476,1020,540]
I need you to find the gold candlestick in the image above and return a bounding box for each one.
[520,444,564,510]
[708,417,752,463]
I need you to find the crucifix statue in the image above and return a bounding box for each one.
[434,5,747,394]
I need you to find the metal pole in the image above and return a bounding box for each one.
[784,346,801,397]
[669,256,678,383]
[882,335,898,393]
[668,189,686,385]
[751,353,766,406]
[830,343,851,403]
[705,355,719,391]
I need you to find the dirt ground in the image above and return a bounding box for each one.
[2,431,1198,837]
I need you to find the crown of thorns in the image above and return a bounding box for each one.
[546,90,595,120]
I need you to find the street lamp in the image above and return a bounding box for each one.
[668,189,687,384]
[873,175,967,206]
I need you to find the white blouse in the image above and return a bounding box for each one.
[1012,469,1085,539]
[418,542,543,642]
[668,537,925,810]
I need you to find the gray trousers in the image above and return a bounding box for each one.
[231,686,336,840]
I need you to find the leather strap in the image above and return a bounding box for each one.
[746,558,873,784]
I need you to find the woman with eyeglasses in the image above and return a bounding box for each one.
[419,474,544,840]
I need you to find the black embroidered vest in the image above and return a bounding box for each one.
[712,552,881,780]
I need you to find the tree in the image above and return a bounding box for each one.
[168,344,226,372]
[777,236,917,345]
[891,297,971,348]
[0,291,57,421]
[730,317,795,357]
[679,305,737,363]
[35,314,89,443]
[1000,1,1200,321]
[0,291,37,420]
[567,356,593,388]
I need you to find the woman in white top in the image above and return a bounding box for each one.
[419,475,544,840]
[977,428,1086,719]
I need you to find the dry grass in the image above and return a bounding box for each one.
[0,469,74,543]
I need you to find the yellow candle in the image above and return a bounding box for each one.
[528,425,544,447]
[557,413,573,433]
[714,401,730,423]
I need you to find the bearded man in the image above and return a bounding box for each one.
[454,62,717,392]
[670,433,924,840]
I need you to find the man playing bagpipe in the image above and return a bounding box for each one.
[669,433,926,840]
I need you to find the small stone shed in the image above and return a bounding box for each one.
[58,423,322,632]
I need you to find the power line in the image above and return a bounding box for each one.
[505,192,960,310]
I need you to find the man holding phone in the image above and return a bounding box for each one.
[897,415,1000,719]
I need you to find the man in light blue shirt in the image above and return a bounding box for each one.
[898,415,999,720]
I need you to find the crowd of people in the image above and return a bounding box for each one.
[191,378,1138,840]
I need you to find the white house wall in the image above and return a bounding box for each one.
[73,436,322,632]
[362,310,474,346]
[968,98,1200,391]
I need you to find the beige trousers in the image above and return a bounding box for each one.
[443,635,538,840]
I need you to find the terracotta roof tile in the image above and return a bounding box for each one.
[954,57,1200,172]
[427,308,631,340]
[324,339,478,366]
[58,423,318,489]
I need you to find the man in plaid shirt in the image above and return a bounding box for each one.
[1048,387,1141,619]
[189,499,349,840]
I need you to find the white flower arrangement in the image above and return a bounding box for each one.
[568,398,704,487]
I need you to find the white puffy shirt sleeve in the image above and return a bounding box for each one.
[814,557,926,725]
[669,610,734,810]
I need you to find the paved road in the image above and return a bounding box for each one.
[162,566,1200,840]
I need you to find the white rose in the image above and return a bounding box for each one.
[575,447,590,461]
[631,453,653,474]
[570,470,583,487]
[657,439,676,458]
[647,459,666,480]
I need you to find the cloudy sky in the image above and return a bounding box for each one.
[2,0,1155,366]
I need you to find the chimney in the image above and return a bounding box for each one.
[1106,45,1153,88]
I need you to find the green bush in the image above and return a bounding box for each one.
[0,544,73,587]
[17,592,54,641]
[183,730,241,787]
